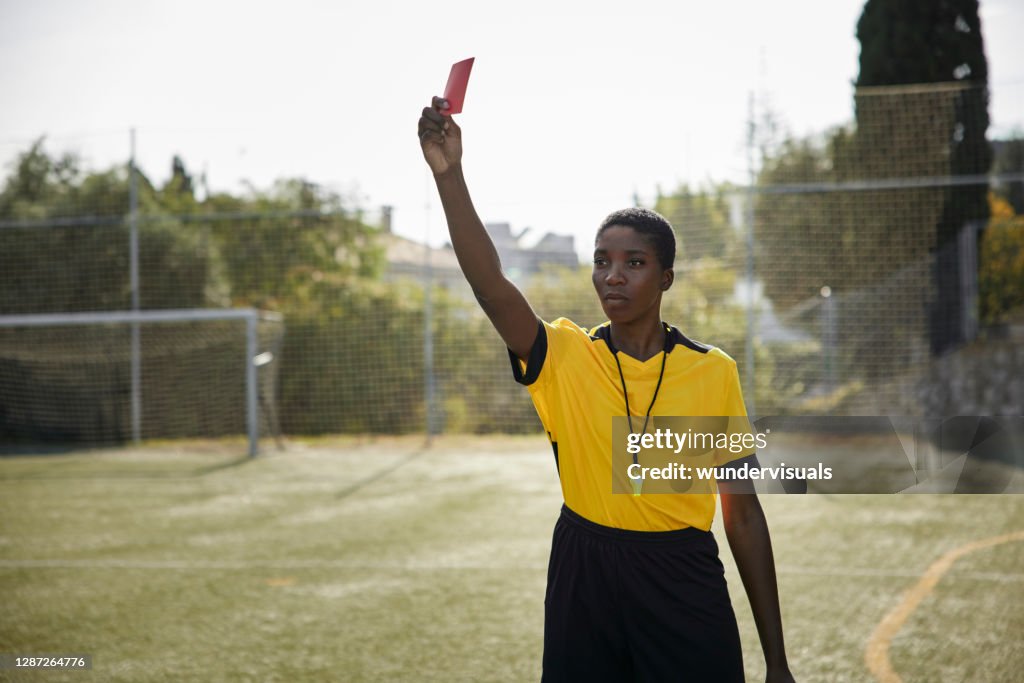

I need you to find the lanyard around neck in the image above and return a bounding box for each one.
[612,324,670,465]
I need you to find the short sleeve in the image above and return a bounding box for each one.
[508,319,548,387]
[507,317,588,393]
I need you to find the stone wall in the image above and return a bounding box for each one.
[903,334,1024,416]
[841,327,1023,417]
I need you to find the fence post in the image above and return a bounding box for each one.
[745,93,757,418]
[246,311,259,457]
[129,128,141,444]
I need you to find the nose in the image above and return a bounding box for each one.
[605,264,626,286]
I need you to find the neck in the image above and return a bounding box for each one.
[610,317,666,361]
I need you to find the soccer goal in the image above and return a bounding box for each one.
[0,308,284,456]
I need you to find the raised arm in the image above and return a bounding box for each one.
[718,478,796,683]
[418,96,539,360]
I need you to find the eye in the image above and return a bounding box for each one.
[593,257,607,266]
[628,258,644,266]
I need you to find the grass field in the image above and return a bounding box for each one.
[2,436,1023,682]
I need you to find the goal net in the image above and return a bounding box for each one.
[0,309,284,455]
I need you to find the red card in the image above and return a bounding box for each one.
[442,57,475,115]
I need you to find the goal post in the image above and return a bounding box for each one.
[0,308,284,457]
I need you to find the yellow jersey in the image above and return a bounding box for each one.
[510,317,752,531]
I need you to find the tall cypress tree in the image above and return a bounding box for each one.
[855,0,992,353]
[857,0,988,87]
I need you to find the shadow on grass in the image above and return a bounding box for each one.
[334,441,430,501]
[0,448,255,481]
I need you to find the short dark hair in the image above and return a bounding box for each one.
[596,208,676,270]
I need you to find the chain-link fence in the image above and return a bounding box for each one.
[2,84,1023,448]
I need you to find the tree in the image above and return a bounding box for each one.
[979,194,1024,324]
[653,184,737,263]
[856,0,988,87]
[754,130,850,310]
[0,140,391,440]
[0,141,222,313]
[164,155,194,200]
[856,0,992,353]
[205,178,384,310]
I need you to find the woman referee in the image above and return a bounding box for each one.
[418,96,795,683]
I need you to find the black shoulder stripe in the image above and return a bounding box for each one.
[508,320,547,386]
[667,325,711,354]
[590,322,712,355]
[589,323,614,351]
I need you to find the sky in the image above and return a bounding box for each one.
[1,0,1022,259]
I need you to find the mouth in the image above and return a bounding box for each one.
[604,292,628,302]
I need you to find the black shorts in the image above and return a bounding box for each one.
[542,505,744,683]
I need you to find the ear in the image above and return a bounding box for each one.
[661,268,674,291]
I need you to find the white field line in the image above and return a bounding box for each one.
[1,558,1023,582]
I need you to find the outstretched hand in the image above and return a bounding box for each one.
[418,96,462,177]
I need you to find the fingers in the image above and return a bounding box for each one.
[422,105,447,126]
[418,99,459,143]
[418,122,443,145]
[418,112,447,144]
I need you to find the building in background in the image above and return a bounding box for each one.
[483,222,578,284]
[379,208,579,295]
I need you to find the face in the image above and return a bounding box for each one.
[592,225,673,323]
